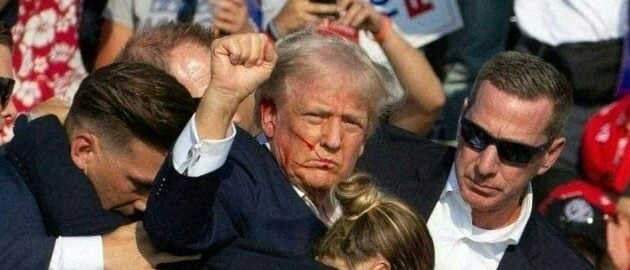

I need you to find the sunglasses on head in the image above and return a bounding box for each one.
[459,116,551,165]
[0,77,14,109]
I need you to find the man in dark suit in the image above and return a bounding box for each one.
[8,23,327,269]
[143,29,390,267]
[0,62,195,269]
[357,52,593,269]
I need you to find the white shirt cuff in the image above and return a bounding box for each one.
[172,114,236,177]
[49,236,103,270]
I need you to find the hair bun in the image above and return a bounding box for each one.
[335,173,382,220]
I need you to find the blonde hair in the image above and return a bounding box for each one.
[315,173,434,270]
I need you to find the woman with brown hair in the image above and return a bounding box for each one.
[316,172,434,270]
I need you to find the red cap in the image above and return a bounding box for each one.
[581,95,630,195]
[538,180,616,250]
[539,180,616,216]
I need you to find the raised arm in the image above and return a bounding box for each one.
[210,0,256,35]
[196,33,276,140]
[338,0,444,136]
[144,33,276,254]
[93,20,133,69]
[268,0,339,39]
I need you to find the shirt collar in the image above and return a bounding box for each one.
[292,185,342,227]
[441,165,533,245]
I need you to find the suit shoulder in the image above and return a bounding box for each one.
[523,213,594,269]
[359,123,455,175]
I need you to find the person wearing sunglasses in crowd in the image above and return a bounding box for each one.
[0,24,15,133]
[355,51,594,269]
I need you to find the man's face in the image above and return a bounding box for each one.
[87,138,166,216]
[455,81,563,221]
[262,76,369,198]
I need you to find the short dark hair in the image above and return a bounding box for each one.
[115,22,214,72]
[470,51,572,138]
[0,23,13,49]
[65,62,195,152]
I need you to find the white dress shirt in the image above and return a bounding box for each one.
[172,115,341,227]
[48,236,102,270]
[427,165,533,270]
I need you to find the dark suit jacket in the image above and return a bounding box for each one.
[0,147,55,269]
[0,116,126,269]
[144,126,331,269]
[356,122,594,270]
[3,116,324,269]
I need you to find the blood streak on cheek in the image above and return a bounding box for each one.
[293,130,315,150]
[290,129,332,167]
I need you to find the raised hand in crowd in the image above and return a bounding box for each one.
[103,222,199,269]
[333,0,444,136]
[272,0,338,37]
[606,210,630,270]
[195,33,276,140]
[210,0,255,35]
[335,0,383,32]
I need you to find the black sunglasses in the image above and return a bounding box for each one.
[0,77,14,108]
[459,117,551,165]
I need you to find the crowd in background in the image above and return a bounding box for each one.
[0,0,629,269]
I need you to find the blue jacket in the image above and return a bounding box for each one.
[144,126,330,268]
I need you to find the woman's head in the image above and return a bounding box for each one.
[316,173,434,270]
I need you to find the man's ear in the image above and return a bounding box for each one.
[537,137,565,175]
[260,98,277,139]
[369,257,391,270]
[69,130,99,171]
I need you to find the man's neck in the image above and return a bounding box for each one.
[305,189,331,213]
[471,198,523,230]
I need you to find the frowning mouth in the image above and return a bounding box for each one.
[302,159,338,170]
[469,181,501,195]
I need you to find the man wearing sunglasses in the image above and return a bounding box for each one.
[357,51,593,269]
[0,24,16,135]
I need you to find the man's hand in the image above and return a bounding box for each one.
[606,213,630,270]
[195,33,276,140]
[28,97,69,122]
[103,222,199,270]
[209,33,276,104]
[336,0,384,33]
[273,0,338,36]
[210,0,255,35]
[618,196,630,220]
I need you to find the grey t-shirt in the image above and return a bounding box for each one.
[103,0,213,31]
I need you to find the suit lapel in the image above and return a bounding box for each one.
[497,244,529,270]
[496,214,540,269]
[412,161,451,219]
